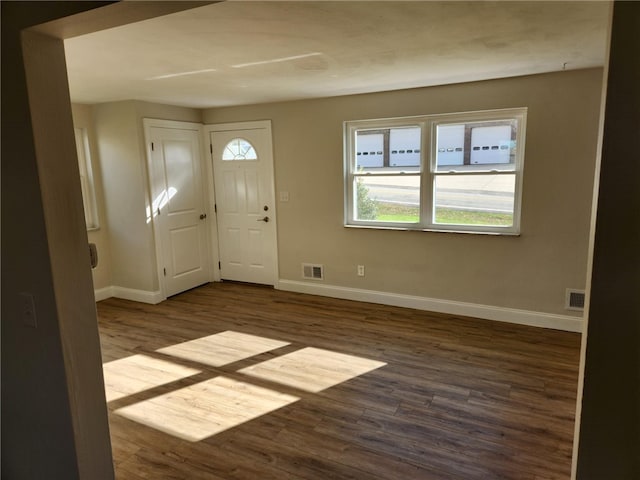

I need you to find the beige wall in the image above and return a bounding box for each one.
[83,70,601,317]
[71,103,112,291]
[92,100,201,293]
[93,101,153,291]
[203,69,603,316]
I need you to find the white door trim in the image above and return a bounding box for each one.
[204,120,279,285]
[143,118,214,300]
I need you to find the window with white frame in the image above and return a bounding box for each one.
[344,108,526,234]
[74,127,99,230]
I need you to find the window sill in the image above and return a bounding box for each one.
[344,224,520,236]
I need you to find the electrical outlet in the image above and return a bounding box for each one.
[357,265,365,277]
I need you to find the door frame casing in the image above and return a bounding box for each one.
[204,120,279,286]
[143,118,214,300]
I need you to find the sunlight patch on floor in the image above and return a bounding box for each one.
[108,333,387,441]
[238,347,387,393]
[156,330,290,367]
[103,354,201,402]
[114,376,299,441]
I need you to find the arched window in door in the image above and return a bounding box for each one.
[222,138,257,161]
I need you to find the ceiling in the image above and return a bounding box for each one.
[64,1,610,109]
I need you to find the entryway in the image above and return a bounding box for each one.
[206,120,278,286]
[145,119,278,299]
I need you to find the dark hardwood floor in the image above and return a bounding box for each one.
[97,282,581,479]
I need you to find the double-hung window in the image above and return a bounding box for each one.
[344,108,526,234]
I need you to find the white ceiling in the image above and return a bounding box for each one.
[64,1,610,109]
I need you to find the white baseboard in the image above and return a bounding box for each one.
[95,286,163,305]
[94,286,114,302]
[276,280,583,333]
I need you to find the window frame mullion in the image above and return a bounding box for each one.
[422,120,433,229]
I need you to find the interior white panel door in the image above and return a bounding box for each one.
[210,123,277,285]
[148,125,210,297]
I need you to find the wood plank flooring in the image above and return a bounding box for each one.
[97,282,581,480]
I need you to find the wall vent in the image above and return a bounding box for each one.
[566,289,586,311]
[302,263,324,280]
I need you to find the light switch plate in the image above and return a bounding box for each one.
[20,292,37,328]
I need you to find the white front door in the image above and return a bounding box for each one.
[208,121,277,285]
[146,120,211,297]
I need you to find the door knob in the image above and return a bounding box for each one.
[257,216,270,223]
[200,213,207,220]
